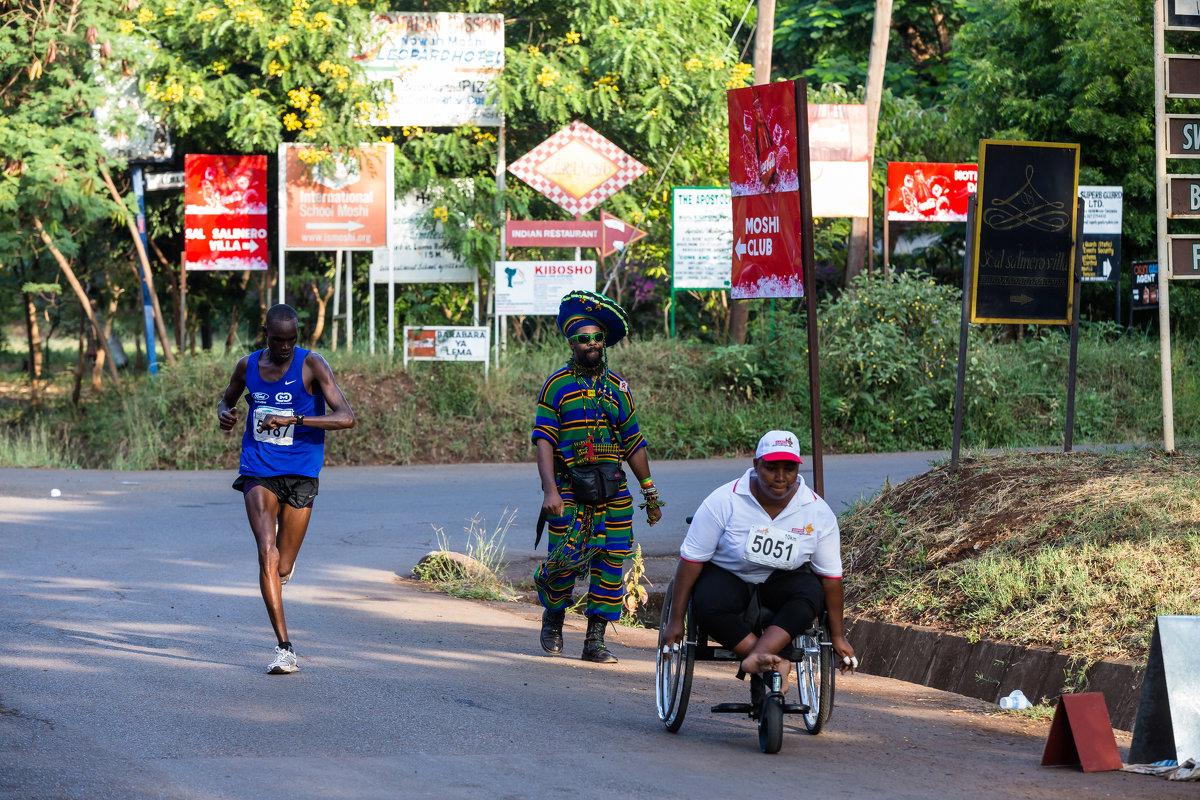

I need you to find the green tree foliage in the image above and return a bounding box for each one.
[0,1,124,262]
[775,0,970,104]
[947,0,1156,255]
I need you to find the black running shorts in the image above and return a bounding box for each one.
[233,474,319,509]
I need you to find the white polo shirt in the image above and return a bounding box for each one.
[680,468,842,584]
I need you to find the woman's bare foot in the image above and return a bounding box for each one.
[740,653,791,694]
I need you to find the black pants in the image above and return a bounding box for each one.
[690,561,825,651]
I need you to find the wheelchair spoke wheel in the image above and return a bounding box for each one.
[655,580,695,732]
[758,695,783,754]
[796,623,835,734]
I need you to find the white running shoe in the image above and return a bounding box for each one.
[280,564,295,586]
[267,645,298,674]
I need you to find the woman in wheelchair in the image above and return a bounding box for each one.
[661,430,856,691]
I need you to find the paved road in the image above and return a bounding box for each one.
[1,460,1185,799]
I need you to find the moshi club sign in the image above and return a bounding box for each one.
[185,154,268,271]
[727,81,805,299]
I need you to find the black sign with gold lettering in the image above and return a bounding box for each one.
[971,140,1080,325]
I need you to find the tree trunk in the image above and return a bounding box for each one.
[93,286,121,391]
[225,271,250,353]
[23,291,42,404]
[730,0,777,345]
[32,216,121,389]
[845,0,893,285]
[308,278,336,348]
[72,303,87,405]
[98,162,177,367]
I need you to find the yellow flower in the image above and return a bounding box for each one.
[136,7,155,24]
[608,15,619,25]
[283,112,302,130]
[401,125,424,137]
[223,0,243,8]
[268,60,286,76]
[308,11,333,32]
[188,85,205,100]
[658,76,670,89]
[163,3,176,15]
[684,57,702,72]
[708,56,725,69]
[297,148,324,164]
[565,30,580,45]
[235,8,263,24]
[564,83,577,94]
[725,61,753,89]
[527,45,540,56]
[118,19,135,34]
[536,66,560,88]
[432,206,449,222]
[379,135,393,143]
[336,80,348,92]
[144,80,159,98]
[267,34,290,50]
[196,6,219,22]
[210,61,226,74]
[288,88,311,109]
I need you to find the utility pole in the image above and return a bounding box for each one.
[845,0,893,284]
[730,0,775,344]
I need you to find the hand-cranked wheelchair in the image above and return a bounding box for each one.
[655,576,836,754]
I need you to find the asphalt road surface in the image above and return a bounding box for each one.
[1,459,1186,799]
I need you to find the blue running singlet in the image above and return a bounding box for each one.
[239,348,326,478]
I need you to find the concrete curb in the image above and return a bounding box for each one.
[843,615,1145,731]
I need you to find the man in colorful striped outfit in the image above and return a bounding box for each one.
[532,290,664,663]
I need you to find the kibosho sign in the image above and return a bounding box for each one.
[494,261,596,315]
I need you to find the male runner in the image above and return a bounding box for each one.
[217,304,355,673]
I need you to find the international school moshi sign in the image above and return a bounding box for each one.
[727,80,806,299]
[280,143,394,251]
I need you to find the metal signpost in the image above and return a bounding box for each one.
[952,140,1083,467]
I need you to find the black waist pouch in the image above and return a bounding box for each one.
[568,463,626,504]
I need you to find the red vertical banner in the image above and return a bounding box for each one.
[727,81,805,298]
[184,155,269,271]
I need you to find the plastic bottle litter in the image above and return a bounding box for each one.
[50,488,61,498]
[999,689,1031,710]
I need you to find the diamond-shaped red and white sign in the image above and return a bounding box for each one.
[508,121,647,216]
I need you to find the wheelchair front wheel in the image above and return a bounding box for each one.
[758,694,783,754]
[796,623,835,734]
[655,579,695,732]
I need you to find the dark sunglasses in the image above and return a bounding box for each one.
[569,332,605,344]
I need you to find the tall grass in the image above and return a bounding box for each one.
[0,276,1193,469]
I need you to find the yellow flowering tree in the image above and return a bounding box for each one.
[131,0,382,152]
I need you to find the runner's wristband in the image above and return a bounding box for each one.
[639,477,654,488]
[295,414,304,427]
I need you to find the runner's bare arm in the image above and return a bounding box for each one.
[819,575,856,673]
[217,357,250,431]
[283,352,354,430]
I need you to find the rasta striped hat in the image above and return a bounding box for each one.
[557,290,630,347]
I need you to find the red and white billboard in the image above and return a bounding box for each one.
[728,81,805,299]
[184,154,268,271]
[280,143,394,251]
[886,162,977,222]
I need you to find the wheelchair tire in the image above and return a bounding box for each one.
[796,622,835,735]
[758,695,783,754]
[655,579,695,732]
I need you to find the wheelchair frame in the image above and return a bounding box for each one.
[655,578,836,753]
